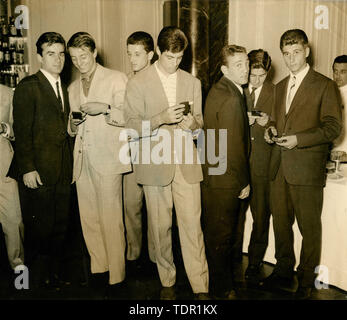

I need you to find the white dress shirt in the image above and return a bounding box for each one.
[286,64,310,113]
[155,62,177,107]
[40,68,64,111]
[249,85,262,107]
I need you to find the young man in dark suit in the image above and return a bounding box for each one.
[12,32,73,290]
[244,49,275,283]
[202,44,250,299]
[263,29,342,299]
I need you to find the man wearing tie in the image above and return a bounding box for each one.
[12,32,73,290]
[244,49,274,283]
[263,29,341,299]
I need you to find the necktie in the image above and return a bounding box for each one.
[286,76,296,114]
[250,87,256,108]
[56,81,63,112]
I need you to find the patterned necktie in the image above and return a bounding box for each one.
[56,81,63,112]
[286,76,296,114]
[250,87,256,108]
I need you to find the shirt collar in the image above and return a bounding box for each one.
[40,68,61,87]
[81,63,97,82]
[154,61,177,79]
[249,84,262,93]
[289,63,310,82]
[339,83,347,93]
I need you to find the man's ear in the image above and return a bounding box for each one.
[156,47,161,57]
[221,65,228,76]
[305,46,310,59]
[93,48,98,59]
[37,53,42,65]
[148,51,154,62]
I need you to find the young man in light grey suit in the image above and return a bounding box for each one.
[68,32,131,297]
[0,84,24,271]
[124,26,209,300]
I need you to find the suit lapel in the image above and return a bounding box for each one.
[37,71,65,115]
[150,64,170,111]
[286,68,314,119]
[256,81,272,112]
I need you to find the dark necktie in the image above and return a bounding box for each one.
[250,87,256,108]
[56,81,63,111]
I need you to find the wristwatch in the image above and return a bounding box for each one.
[104,104,111,115]
[0,122,6,134]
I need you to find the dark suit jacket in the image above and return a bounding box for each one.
[269,68,342,186]
[203,76,250,191]
[245,80,275,178]
[12,71,73,185]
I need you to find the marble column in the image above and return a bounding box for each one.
[178,0,229,102]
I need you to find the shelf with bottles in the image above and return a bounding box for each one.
[0,15,29,88]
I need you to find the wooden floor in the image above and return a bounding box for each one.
[0,217,346,302]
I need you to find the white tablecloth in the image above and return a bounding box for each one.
[242,164,347,292]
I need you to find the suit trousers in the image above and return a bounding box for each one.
[143,165,209,293]
[18,179,71,276]
[123,171,155,262]
[247,174,271,266]
[202,186,244,294]
[76,153,125,285]
[270,163,323,287]
[0,176,24,269]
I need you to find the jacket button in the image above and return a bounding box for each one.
[251,137,255,141]
[79,150,82,153]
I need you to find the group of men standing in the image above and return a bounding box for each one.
[0,26,343,301]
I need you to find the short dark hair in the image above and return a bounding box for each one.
[248,49,271,71]
[36,32,66,56]
[333,55,347,68]
[67,32,96,53]
[221,45,247,66]
[127,31,154,53]
[157,26,188,53]
[280,29,308,50]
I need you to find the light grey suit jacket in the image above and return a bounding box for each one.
[69,64,131,182]
[0,85,15,180]
[124,64,203,186]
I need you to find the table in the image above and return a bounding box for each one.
[242,164,347,292]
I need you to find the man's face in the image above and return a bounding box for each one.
[333,63,347,87]
[37,43,65,78]
[249,67,267,88]
[157,50,184,75]
[223,52,249,85]
[127,44,153,73]
[69,46,97,75]
[282,43,309,75]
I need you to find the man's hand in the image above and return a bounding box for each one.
[238,184,250,199]
[80,102,109,115]
[276,135,298,149]
[70,113,87,132]
[264,126,278,144]
[178,113,195,130]
[247,112,256,126]
[160,104,185,125]
[23,171,43,189]
[256,112,269,127]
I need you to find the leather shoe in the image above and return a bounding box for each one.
[194,293,211,300]
[294,286,312,300]
[260,272,294,292]
[245,264,260,278]
[160,286,176,300]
